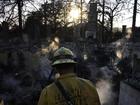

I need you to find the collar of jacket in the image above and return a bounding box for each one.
[57,73,76,80]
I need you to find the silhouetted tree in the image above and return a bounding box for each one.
[40,1,63,30]
[0,21,9,40]
[0,0,39,26]
[98,0,127,33]
[24,0,80,40]
[24,11,42,42]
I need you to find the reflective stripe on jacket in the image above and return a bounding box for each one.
[38,73,101,105]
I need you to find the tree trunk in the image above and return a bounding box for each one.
[110,16,113,34]
[17,0,22,31]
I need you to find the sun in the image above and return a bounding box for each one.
[70,7,80,20]
[68,6,80,22]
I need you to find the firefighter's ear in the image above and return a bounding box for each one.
[55,73,60,79]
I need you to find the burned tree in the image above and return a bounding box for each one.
[98,0,127,33]
[0,0,39,28]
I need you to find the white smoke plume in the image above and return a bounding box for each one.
[95,67,118,105]
[96,79,116,105]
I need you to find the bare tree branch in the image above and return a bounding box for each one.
[6,4,17,21]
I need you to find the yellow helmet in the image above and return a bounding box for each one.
[52,47,77,66]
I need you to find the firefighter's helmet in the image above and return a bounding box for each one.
[52,47,76,66]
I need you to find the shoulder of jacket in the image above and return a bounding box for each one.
[78,78,96,87]
[43,82,56,92]
[78,78,92,83]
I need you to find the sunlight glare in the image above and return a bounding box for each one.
[126,28,132,39]
[54,37,59,43]
[68,6,80,22]
[41,37,59,54]
[116,50,123,59]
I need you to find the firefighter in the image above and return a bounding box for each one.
[38,47,101,105]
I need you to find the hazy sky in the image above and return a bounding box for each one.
[85,0,90,3]
[113,5,140,28]
[25,0,140,28]
[3,0,139,28]
[84,0,140,27]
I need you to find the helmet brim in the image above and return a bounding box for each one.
[52,59,77,66]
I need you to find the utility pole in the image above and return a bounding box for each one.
[17,0,23,31]
[132,0,137,38]
[44,0,47,26]
[131,0,138,78]
[102,0,105,43]
[80,0,83,23]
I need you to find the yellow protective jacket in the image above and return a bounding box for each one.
[38,73,101,105]
[0,99,4,105]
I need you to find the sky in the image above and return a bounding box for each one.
[33,0,140,28]
[85,0,140,28]
[85,0,90,3]
[113,10,140,28]
[2,0,140,28]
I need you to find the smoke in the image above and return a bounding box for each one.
[0,36,61,105]
[2,75,20,90]
[0,43,56,105]
[126,28,132,39]
[95,67,118,105]
[41,37,59,55]
[96,79,116,105]
[39,55,52,79]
